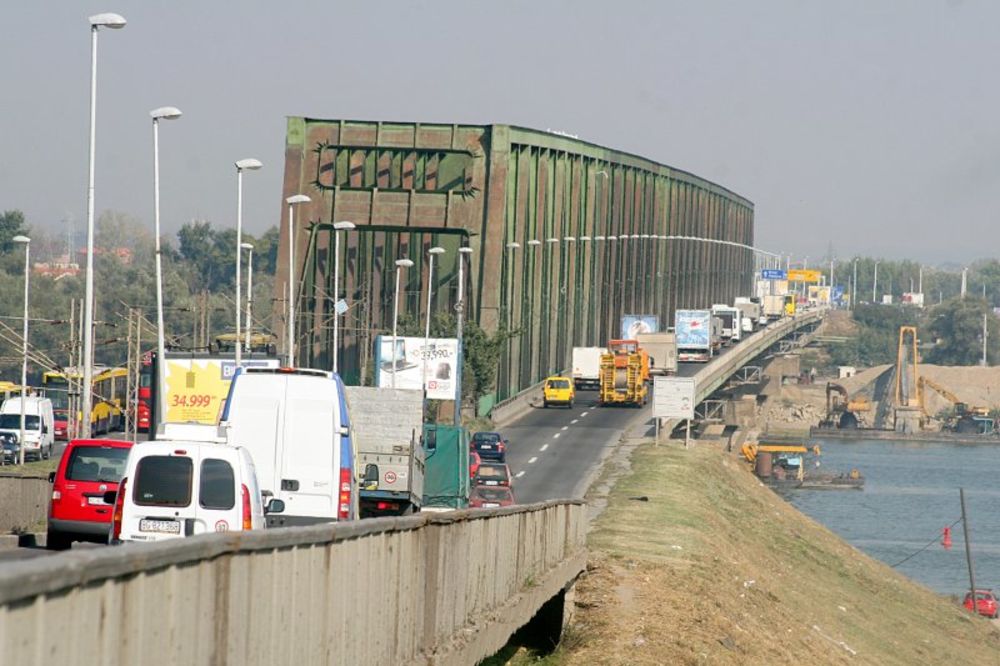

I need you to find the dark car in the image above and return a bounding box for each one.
[475,462,512,488]
[471,431,508,462]
[469,486,515,508]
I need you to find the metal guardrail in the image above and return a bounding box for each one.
[0,500,587,666]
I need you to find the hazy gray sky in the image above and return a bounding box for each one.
[1,1,996,263]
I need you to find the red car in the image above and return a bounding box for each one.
[47,438,133,550]
[469,486,515,508]
[469,450,481,481]
[53,408,70,441]
[963,590,999,618]
[475,462,512,488]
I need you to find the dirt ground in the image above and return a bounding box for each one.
[551,443,1000,665]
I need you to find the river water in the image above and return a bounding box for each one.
[783,438,1000,595]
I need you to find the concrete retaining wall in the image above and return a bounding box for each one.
[0,500,587,666]
[0,474,49,533]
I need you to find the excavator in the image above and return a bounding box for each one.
[918,376,993,435]
[818,382,871,429]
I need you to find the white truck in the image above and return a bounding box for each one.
[675,310,715,363]
[636,332,677,376]
[345,386,425,518]
[711,304,743,345]
[734,297,763,332]
[763,294,786,321]
[571,347,605,390]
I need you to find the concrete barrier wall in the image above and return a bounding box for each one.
[0,475,49,533]
[0,500,587,666]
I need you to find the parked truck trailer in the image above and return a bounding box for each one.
[635,332,677,376]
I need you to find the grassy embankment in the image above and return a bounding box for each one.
[541,442,1000,665]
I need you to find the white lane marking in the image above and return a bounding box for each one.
[580,411,589,417]
[540,444,549,452]
[561,426,569,431]
[571,419,579,424]
[553,433,561,439]
[528,456,538,464]
[516,471,525,478]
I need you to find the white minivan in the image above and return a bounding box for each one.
[110,424,280,543]
[0,396,55,461]
[221,367,358,526]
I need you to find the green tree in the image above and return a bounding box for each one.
[0,210,27,255]
[924,297,1000,366]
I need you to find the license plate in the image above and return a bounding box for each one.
[139,519,180,534]
[483,480,498,486]
[479,444,492,449]
[483,502,499,508]
[87,496,107,506]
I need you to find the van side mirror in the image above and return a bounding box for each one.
[103,490,117,505]
[264,498,285,515]
[362,464,379,490]
[48,471,55,483]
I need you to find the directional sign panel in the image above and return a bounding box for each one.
[653,376,696,419]
[761,268,786,280]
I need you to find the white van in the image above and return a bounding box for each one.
[221,367,358,526]
[110,425,279,543]
[0,396,55,461]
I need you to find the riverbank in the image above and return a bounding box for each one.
[554,441,1000,664]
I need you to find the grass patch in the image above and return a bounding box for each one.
[0,457,57,478]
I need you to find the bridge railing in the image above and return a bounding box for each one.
[0,500,587,666]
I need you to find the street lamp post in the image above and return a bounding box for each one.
[331,221,355,375]
[81,13,126,439]
[241,243,254,353]
[873,261,880,304]
[150,106,182,429]
[455,246,474,425]
[391,258,414,389]
[285,194,311,367]
[13,236,29,465]
[422,246,446,394]
[852,259,858,310]
[234,158,263,366]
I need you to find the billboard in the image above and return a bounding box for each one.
[620,314,659,340]
[807,285,831,305]
[901,292,924,307]
[159,356,280,426]
[653,376,696,419]
[674,310,712,348]
[375,336,459,401]
[787,269,822,283]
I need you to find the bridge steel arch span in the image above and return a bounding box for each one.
[277,119,754,404]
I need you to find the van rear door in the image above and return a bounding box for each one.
[126,448,198,541]
[279,378,338,521]
[191,451,243,535]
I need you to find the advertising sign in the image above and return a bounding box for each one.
[901,292,924,307]
[653,376,696,419]
[674,310,711,348]
[787,269,822,283]
[761,268,787,280]
[162,356,280,425]
[807,285,832,305]
[375,336,459,401]
[620,314,659,340]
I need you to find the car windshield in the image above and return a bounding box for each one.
[66,446,129,483]
[0,414,40,430]
[476,487,512,501]
[477,465,508,479]
[473,432,501,443]
[548,379,570,389]
[134,456,193,507]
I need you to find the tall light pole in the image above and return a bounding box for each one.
[13,236,29,465]
[150,106,182,428]
[852,258,858,310]
[331,221,355,374]
[284,195,311,366]
[455,246,474,425]
[422,246,446,396]
[241,242,254,354]
[873,261,880,303]
[81,13,126,439]
[391,258,414,389]
[234,158,262,366]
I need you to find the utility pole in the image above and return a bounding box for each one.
[961,268,968,298]
[68,299,77,440]
[918,265,923,294]
[982,313,988,367]
[961,488,978,616]
[125,308,133,437]
[131,308,141,442]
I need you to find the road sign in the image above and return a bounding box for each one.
[653,376,696,419]
[334,299,349,315]
[761,268,786,280]
[788,269,822,283]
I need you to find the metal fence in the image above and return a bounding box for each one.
[0,500,586,666]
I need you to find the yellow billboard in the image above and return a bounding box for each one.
[161,357,280,425]
[787,269,822,283]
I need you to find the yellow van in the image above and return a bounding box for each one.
[543,376,575,409]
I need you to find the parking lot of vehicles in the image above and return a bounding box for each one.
[963,590,999,619]
[47,438,133,550]
[471,431,508,462]
[469,486,515,508]
[475,462,512,487]
[111,425,275,544]
[543,376,575,408]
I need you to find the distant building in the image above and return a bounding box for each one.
[76,246,133,265]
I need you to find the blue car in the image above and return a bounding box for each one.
[471,431,507,463]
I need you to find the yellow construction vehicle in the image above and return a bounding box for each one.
[599,339,649,407]
[918,376,993,434]
[819,382,871,429]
